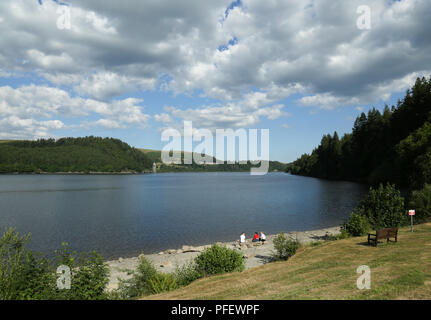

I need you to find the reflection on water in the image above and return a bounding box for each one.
[0,172,367,259]
[0,187,121,194]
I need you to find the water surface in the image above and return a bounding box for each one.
[0,172,367,259]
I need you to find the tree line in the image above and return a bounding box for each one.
[287,76,431,190]
[0,136,153,173]
[0,136,287,174]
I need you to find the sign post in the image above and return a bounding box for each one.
[409,210,415,232]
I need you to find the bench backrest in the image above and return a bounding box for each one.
[376,227,398,239]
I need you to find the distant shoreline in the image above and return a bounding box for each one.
[0,170,286,175]
[0,171,152,175]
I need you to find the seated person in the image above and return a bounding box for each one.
[252,232,260,242]
[240,232,246,244]
[260,232,266,244]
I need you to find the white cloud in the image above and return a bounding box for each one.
[298,70,431,109]
[154,113,173,124]
[299,93,361,110]
[0,85,151,138]
[0,0,430,135]
[74,72,156,100]
[156,101,289,132]
[0,116,64,140]
[91,119,121,129]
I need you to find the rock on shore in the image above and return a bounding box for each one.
[106,226,341,291]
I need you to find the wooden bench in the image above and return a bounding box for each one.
[368,228,398,246]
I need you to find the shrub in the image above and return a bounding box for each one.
[408,184,431,222]
[68,251,109,300]
[272,233,299,261]
[174,261,202,287]
[194,244,245,276]
[148,273,178,294]
[0,228,110,300]
[51,243,110,300]
[117,255,182,298]
[326,229,350,241]
[309,241,323,247]
[342,211,371,236]
[358,183,407,229]
[117,255,158,298]
[0,228,54,300]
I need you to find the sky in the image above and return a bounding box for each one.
[0,0,430,163]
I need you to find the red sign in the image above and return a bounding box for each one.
[409,210,415,216]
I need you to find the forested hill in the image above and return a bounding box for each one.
[0,137,153,173]
[0,137,287,174]
[287,76,431,189]
[140,149,287,172]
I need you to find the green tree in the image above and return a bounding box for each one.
[356,184,407,229]
[194,244,245,276]
[0,228,110,300]
[272,233,299,261]
[341,211,371,236]
[408,184,431,222]
[287,76,431,188]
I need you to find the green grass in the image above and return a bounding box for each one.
[145,223,431,300]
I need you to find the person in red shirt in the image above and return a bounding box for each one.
[252,232,260,242]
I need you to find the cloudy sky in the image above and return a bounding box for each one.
[0,0,430,162]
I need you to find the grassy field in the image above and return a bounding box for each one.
[146,223,431,300]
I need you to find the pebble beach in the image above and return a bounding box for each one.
[106,226,341,291]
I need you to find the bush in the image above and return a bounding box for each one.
[358,183,407,229]
[0,228,55,300]
[309,241,323,247]
[50,243,110,300]
[408,183,431,222]
[148,273,178,294]
[272,233,299,261]
[194,244,245,276]
[342,211,371,236]
[67,251,109,300]
[0,228,110,300]
[116,255,181,298]
[326,229,350,241]
[174,261,202,287]
[117,255,158,298]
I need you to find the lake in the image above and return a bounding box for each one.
[0,172,367,259]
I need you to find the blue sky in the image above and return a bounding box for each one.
[0,0,429,163]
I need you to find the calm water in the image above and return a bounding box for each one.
[0,172,367,259]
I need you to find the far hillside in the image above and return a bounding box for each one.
[139,149,288,172]
[0,138,287,174]
[0,137,153,173]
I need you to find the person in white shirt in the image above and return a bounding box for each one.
[260,232,266,244]
[240,232,246,244]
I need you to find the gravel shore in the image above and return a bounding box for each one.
[106,226,341,291]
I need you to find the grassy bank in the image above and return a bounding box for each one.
[146,223,431,300]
